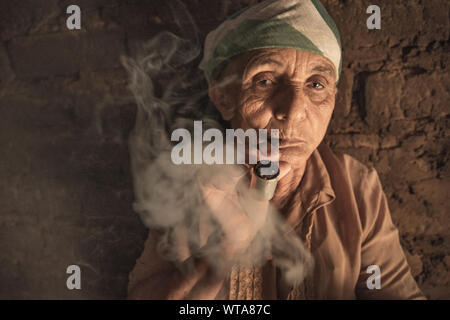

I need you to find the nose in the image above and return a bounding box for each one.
[273,84,307,123]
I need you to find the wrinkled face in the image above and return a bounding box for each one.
[209,48,338,169]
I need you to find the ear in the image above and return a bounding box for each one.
[208,80,234,121]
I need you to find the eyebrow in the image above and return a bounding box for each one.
[242,53,336,80]
[243,55,284,79]
[311,65,336,78]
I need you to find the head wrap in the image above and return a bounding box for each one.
[199,0,342,84]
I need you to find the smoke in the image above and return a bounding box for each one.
[121,2,313,288]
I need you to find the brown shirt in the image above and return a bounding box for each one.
[127,142,426,300]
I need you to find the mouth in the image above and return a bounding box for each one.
[279,138,305,148]
[256,136,306,154]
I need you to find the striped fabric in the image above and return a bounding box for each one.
[199,0,342,84]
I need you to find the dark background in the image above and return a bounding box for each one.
[0,0,448,299]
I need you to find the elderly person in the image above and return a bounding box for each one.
[127,0,425,299]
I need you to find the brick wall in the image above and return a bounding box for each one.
[0,0,448,299]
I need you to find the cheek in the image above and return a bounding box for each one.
[317,95,335,122]
[307,92,335,134]
[306,87,335,108]
[235,92,272,129]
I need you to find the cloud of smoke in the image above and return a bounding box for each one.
[121,3,313,287]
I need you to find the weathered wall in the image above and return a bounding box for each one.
[0,0,448,299]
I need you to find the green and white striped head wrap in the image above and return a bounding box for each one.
[199,0,342,84]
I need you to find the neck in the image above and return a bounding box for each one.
[271,164,306,211]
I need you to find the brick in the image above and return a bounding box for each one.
[352,134,380,149]
[404,251,423,278]
[380,136,398,149]
[7,32,125,78]
[419,0,449,45]
[383,1,423,43]
[326,134,353,149]
[365,72,405,131]
[0,0,59,41]
[401,72,449,119]
[389,148,436,183]
[0,43,15,90]
[411,178,450,223]
[335,68,353,117]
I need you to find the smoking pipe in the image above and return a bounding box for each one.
[251,160,280,201]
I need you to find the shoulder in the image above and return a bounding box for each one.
[317,142,378,191]
[317,143,387,233]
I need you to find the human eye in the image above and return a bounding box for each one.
[253,72,276,89]
[257,78,274,87]
[310,81,325,90]
[306,75,328,91]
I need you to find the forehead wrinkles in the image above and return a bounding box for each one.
[242,50,286,78]
[226,49,336,83]
[291,51,335,80]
